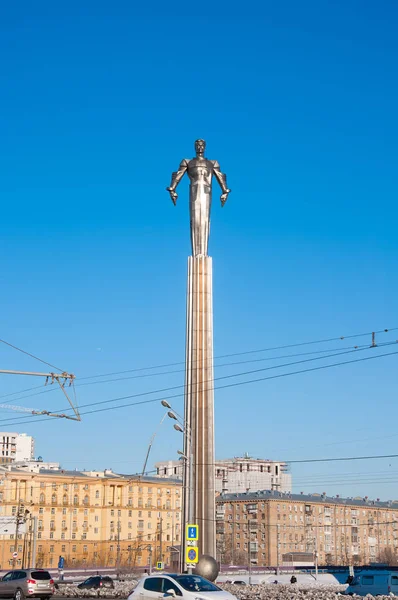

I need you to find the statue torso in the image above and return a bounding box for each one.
[187,157,214,186]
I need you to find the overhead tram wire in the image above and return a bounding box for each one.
[1,337,397,419]
[1,326,396,405]
[73,326,398,381]
[0,341,395,425]
[0,344,397,426]
[0,346,396,428]
[1,340,389,406]
[0,337,64,372]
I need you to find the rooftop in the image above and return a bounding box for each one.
[217,489,398,508]
[0,465,181,484]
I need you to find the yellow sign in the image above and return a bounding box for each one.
[186,546,199,564]
[156,561,164,570]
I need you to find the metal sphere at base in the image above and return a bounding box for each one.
[195,555,219,582]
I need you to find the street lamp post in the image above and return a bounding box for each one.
[161,401,193,574]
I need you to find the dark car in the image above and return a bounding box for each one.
[78,576,114,590]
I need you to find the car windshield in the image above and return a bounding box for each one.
[171,575,221,592]
[31,572,51,580]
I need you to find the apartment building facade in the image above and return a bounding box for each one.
[0,466,181,569]
[156,455,292,493]
[0,433,34,464]
[216,490,398,566]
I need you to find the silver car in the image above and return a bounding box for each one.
[0,569,54,600]
[128,574,237,600]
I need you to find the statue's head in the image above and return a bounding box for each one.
[195,139,206,155]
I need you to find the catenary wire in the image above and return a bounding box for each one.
[0,347,397,428]
[77,327,398,381]
[0,337,64,372]
[1,337,387,406]
[0,343,396,428]
[2,327,396,406]
[0,341,378,408]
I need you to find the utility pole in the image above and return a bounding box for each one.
[12,502,24,569]
[248,516,252,585]
[247,506,257,585]
[26,516,32,568]
[159,516,163,564]
[116,520,121,571]
[31,517,38,568]
[314,536,318,579]
[276,524,280,575]
[148,545,152,574]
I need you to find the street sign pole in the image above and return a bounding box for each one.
[186,524,199,573]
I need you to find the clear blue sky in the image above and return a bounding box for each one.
[0,1,397,500]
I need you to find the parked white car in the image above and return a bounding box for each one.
[128,574,237,600]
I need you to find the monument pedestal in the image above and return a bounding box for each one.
[183,255,216,560]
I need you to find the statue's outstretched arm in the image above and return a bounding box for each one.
[166,159,188,205]
[213,161,231,207]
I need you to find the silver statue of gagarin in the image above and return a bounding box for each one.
[167,139,231,257]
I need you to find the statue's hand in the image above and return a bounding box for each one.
[167,187,178,206]
[220,189,231,207]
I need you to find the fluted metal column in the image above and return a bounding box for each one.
[183,255,216,561]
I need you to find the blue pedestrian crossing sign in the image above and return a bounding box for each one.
[156,561,164,570]
[186,524,199,541]
[186,546,199,564]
